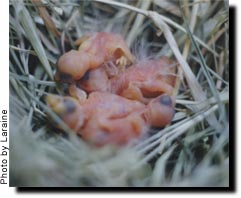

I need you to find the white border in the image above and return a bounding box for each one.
[1,0,239,197]
[0,0,10,193]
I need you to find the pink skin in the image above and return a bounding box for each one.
[49,33,177,146]
[55,32,135,83]
[78,57,177,104]
[46,92,175,146]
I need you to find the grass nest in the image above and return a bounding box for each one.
[9,0,229,187]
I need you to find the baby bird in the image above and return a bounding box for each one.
[48,32,177,146]
[55,32,135,83]
[46,92,175,146]
[78,57,177,104]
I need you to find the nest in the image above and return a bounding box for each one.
[9,0,229,187]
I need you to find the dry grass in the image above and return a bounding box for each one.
[9,0,229,187]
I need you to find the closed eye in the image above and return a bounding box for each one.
[63,99,76,113]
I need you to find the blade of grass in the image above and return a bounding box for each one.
[182,0,199,60]
[10,45,37,56]
[150,144,177,186]
[137,88,228,155]
[10,79,30,107]
[148,11,203,100]
[185,19,227,124]
[20,84,86,146]
[190,54,229,86]
[16,1,53,80]
[94,0,221,130]
[10,72,56,87]
[148,11,221,131]
[10,49,25,74]
[137,103,219,168]
[32,0,61,38]
[94,0,219,57]
[126,0,151,46]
